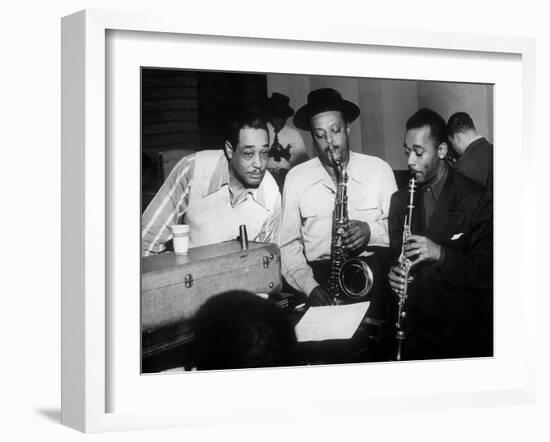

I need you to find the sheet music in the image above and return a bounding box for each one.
[294,302,370,342]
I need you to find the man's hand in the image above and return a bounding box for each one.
[388,265,408,294]
[404,235,441,267]
[309,286,333,306]
[342,220,371,253]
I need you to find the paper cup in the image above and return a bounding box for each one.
[170,224,190,255]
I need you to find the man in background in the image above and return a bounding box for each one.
[266,92,309,191]
[141,112,280,256]
[388,108,493,360]
[446,112,493,192]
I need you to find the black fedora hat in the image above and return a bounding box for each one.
[293,88,360,130]
[267,92,294,118]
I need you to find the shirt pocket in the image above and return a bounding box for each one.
[300,193,333,245]
[300,187,334,219]
[350,197,381,222]
[301,198,333,219]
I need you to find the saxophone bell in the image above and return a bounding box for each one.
[339,257,374,301]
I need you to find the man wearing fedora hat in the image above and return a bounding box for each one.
[279,88,397,307]
[266,92,308,191]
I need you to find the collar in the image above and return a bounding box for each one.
[203,152,269,210]
[204,153,230,196]
[305,157,333,191]
[425,164,449,202]
[267,122,287,134]
[346,152,367,185]
[306,151,364,192]
[463,137,487,157]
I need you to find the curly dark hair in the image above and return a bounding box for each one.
[224,111,268,150]
[446,112,476,137]
[406,108,448,148]
[192,290,296,370]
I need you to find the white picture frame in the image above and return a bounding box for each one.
[61,9,537,433]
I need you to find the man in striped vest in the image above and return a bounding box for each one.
[141,112,281,256]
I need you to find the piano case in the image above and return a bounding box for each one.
[141,240,281,334]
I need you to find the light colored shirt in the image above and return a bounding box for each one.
[279,151,397,296]
[142,150,281,256]
[267,123,308,170]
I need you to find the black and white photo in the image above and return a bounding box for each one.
[140,69,494,372]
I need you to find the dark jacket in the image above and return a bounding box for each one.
[455,137,493,193]
[389,168,493,360]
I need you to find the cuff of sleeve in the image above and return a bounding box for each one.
[302,278,320,298]
[364,221,372,245]
[367,222,389,247]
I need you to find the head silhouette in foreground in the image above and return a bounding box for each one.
[193,290,297,370]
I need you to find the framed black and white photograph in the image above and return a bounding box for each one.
[61,9,536,433]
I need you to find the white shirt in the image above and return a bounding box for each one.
[267,122,308,170]
[279,151,397,295]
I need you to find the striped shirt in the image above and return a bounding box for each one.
[142,150,281,256]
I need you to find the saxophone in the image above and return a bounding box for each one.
[395,177,417,361]
[327,146,374,304]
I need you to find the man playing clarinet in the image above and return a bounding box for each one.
[388,108,493,360]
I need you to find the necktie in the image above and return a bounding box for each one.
[422,186,436,230]
[269,132,283,161]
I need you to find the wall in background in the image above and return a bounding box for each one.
[267,75,493,170]
[418,81,493,141]
[141,70,493,173]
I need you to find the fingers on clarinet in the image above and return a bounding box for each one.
[388,269,398,279]
[394,267,406,277]
[391,284,404,293]
[389,275,404,287]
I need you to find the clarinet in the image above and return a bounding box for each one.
[395,177,417,361]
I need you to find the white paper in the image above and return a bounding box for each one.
[295,302,370,342]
